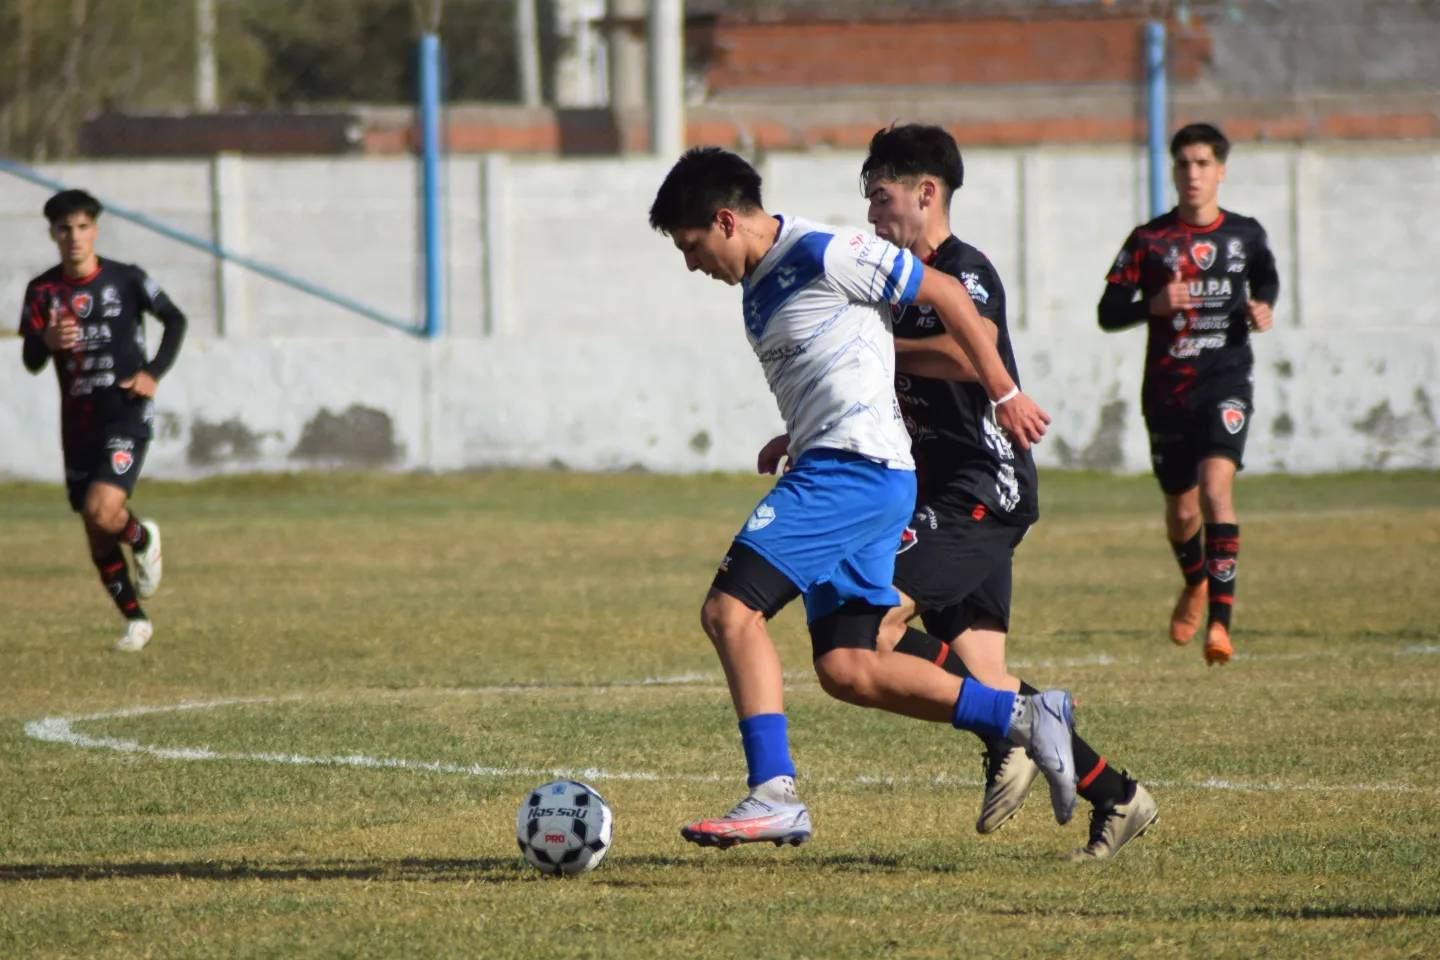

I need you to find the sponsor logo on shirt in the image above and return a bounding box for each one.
[960,272,990,304]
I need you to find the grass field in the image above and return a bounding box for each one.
[1,469,1438,959]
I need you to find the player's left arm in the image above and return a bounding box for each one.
[1245,228,1281,333]
[120,269,188,399]
[915,269,1049,449]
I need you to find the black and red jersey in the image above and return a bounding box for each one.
[891,236,1038,526]
[18,257,187,449]
[1102,208,1278,416]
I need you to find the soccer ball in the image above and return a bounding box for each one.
[516,779,613,876]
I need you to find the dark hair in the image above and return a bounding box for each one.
[648,147,763,234]
[44,189,103,225]
[1170,123,1230,163]
[861,124,964,197]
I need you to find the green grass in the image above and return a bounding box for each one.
[1,470,1438,959]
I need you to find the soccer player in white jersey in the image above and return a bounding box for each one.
[649,147,1076,850]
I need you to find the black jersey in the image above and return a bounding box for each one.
[1104,208,1279,417]
[18,258,186,449]
[891,236,1039,526]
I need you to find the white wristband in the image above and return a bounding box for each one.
[991,385,1021,407]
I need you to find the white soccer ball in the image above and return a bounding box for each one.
[516,779,613,876]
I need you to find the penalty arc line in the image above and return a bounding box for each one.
[21,686,1439,797]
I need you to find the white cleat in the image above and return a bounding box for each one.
[134,520,163,598]
[115,619,153,653]
[1070,781,1159,862]
[976,743,1041,834]
[680,776,812,849]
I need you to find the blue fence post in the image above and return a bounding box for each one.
[419,33,445,339]
[1146,19,1169,219]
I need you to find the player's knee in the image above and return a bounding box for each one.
[813,648,876,706]
[699,590,758,646]
[81,499,124,533]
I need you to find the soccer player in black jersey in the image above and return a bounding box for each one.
[19,189,187,652]
[1098,124,1279,666]
[858,124,1157,860]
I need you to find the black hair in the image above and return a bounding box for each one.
[44,189,103,225]
[1170,123,1231,163]
[648,147,763,234]
[861,124,964,198]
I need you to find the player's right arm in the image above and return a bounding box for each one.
[1098,229,1194,330]
[18,285,76,373]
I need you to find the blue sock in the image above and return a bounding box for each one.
[738,713,795,788]
[951,679,1017,741]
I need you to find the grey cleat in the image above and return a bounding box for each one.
[1070,780,1159,862]
[976,742,1040,834]
[1007,690,1078,825]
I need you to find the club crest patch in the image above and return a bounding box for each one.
[1208,557,1237,582]
[111,450,134,475]
[1219,398,1247,435]
[1191,240,1217,271]
[746,503,776,532]
[71,292,93,319]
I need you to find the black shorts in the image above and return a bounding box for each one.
[1146,393,1252,495]
[64,433,148,511]
[711,541,886,659]
[892,501,1027,641]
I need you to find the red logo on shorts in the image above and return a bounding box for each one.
[1220,399,1246,435]
[897,527,918,554]
[111,450,134,475]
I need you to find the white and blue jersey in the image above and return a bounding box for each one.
[742,215,924,469]
[730,216,926,622]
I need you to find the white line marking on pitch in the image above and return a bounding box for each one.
[22,682,1437,797]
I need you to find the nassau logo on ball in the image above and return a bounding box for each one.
[516,779,613,876]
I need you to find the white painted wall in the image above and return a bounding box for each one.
[2,145,1437,482]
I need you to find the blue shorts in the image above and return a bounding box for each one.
[734,448,916,622]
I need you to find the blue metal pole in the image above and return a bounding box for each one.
[1145,19,1169,219]
[419,33,444,339]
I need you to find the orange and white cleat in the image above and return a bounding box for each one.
[1169,581,1208,646]
[1204,622,1233,666]
[681,776,812,849]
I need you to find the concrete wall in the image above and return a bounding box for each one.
[2,145,1438,481]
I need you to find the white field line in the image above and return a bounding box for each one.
[22,677,1439,797]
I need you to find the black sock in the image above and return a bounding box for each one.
[1170,530,1206,587]
[94,547,146,621]
[1018,681,1129,807]
[893,627,973,679]
[893,628,998,748]
[1205,522,1240,628]
[120,512,150,552]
